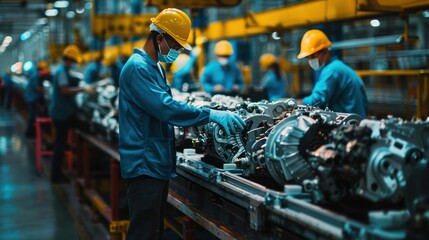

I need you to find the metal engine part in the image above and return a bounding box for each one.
[303,117,429,202]
[263,110,363,185]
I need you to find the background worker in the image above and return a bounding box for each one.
[200,40,244,95]
[297,29,368,118]
[23,62,44,137]
[259,53,286,101]
[84,56,102,84]
[171,46,201,92]
[49,45,95,182]
[118,8,245,240]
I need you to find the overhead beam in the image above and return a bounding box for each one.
[191,0,429,41]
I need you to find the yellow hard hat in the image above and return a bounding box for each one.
[214,40,233,56]
[63,44,82,63]
[170,53,190,73]
[297,29,332,59]
[151,8,192,50]
[103,52,118,66]
[37,61,49,70]
[259,53,278,71]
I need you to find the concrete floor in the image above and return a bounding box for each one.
[0,110,91,240]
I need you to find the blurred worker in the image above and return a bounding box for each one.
[297,29,368,117]
[2,68,13,110]
[84,56,102,84]
[49,45,95,182]
[171,46,201,92]
[259,53,286,101]
[200,40,244,94]
[118,8,245,240]
[36,61,52,116]
[23,62,44,137]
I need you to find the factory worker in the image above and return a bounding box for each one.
[117,8,245,240]
[23,62,44,137]
[84,56,102,84]
[171,46,201,92]
[297,29,368,118]
[259,53,286,101]
[200,40,245,94]
[49,45,95,183]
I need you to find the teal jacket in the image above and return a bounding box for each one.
[303,58,368,117]
[200,61,244,94]
[261,69,286,101]
[118,48,210,180]
[49,64,80,121]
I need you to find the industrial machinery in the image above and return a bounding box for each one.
[11,74,429,238]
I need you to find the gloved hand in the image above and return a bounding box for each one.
[209,110,245,135]
[82,85,96,94]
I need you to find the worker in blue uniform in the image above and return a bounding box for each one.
[297,29,368,118]
[49,45,95,182]
[24,63,44,137]
[171,46,201,92]
[2,68,13,110]
[200,40,244,95]
[259,53,286,101]
[84,56,102,84]
[118,8,245,240]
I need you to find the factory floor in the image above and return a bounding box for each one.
[0,109,108,240]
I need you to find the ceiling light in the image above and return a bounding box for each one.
[76,7,84,14]
[20,31,31,41]
[423,11,429,18]
[45,9,58,17]
[66,11,75,19]
[23,61,34,72]
[54,1,69,8]
[4,36,13,43]
[370,19,380,27]
[271,32,281,40]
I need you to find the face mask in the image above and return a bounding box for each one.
[157,37,180,63]
[218,57,229,66]
[308,53,325,71]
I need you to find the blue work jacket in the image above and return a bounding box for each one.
[172,54,197,91]
[261,69,286,101]
[303,58,368,118]
[118,48,210,180]
[49,64,80,121]
[84,61,101,84]
[24,67,42,103]
[200,61,244,94]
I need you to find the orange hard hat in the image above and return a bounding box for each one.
[63,44,82,63]
[151,8,192,50]
[297,29,332,59]
[259,53,278,71]
[214,40,234,56]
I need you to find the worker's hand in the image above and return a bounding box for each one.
[82,85,96,95]
[213,85,224,92]
[209,110,245,135]
[191,46,201,57]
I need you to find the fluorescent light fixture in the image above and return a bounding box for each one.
[423,11,429,18]
[20,31,31,41]
[370,19,380,27]
[54,1,69,8]
[271,32,281,40]
[66,11,75,19]
[45,9,58,17]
